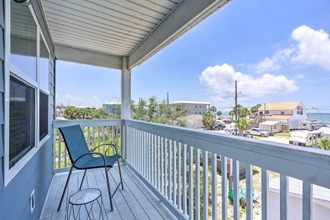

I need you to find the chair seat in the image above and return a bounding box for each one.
[75,154,121,169]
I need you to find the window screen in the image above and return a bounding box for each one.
[9,76,35,168]
[39,92,48,140]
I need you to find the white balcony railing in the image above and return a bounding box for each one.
[53,119,330,220]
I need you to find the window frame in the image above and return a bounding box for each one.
[4,1,51,186]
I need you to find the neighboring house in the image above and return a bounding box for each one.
[318,127,330,140]
[269,177,330,219]
[259,121,284,133]
[103,102,121,114]
[170,101,210,116]
[257,101,308,129]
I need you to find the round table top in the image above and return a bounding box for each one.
[69,188,101,205]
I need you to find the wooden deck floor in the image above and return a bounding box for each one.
[40,165,175,220]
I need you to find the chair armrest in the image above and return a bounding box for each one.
[73,152,107,167]
[91,143,119,155]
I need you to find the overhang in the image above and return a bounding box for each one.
[40,0,230,69]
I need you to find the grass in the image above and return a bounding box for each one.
[274,133,291,138]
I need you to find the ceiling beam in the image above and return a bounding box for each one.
[128,0,230,69]
[55,45,122,70]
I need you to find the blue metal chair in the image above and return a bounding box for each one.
[57,124,123,212]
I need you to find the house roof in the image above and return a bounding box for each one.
[173,101,211,105]
[258,101,306,111]
[39,0,230,69]
[264,115,292,120]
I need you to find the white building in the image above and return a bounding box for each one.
[259,121,283,133]
[103,102,121,114]
[170,101,210,116]
[257,101,308,129]
[269,177,330,219]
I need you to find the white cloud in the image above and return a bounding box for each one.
[253,48,292,73]
[291,25,330,70]
[57,94,85,106]
[199,64,299,102]
[253,25,330,73]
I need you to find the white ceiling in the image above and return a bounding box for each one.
[40,0,230,69]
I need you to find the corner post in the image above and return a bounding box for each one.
[121,57,131,163]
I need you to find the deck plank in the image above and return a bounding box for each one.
[40,166,173,220]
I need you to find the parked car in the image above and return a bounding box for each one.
[248,128,270,137]
[212,123,226,130]
[225,128,238,135]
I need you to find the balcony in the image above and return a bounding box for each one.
[41,119,330,219]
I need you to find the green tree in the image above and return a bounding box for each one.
[112,104,121,119]
[239,107,250,119]
[148,96,158,121]
[233,104,243,120]
[92,108,111,119]
[202,112,216,129]
[64,106,78,119]
[216,110,222,119]
[318,138,330,150]
[210,106,217,118]
[235,118,250,136]
[250,104,261,118]
[229,110,235,121]
[132,98,148,121]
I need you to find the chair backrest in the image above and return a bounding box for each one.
[59,125,90,163]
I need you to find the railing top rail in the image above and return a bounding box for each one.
[124,119,330,188]
[53,119,123,128]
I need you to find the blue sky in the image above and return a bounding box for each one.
[56,0,330,113]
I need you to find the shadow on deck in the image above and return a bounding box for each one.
[40,165,175,220]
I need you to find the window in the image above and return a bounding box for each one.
[195,105,197,108]
[281,111,284,115]
[5,1,50,185]
[39,92,48,140]
[10,2,37,80]
[40,36,49,89]
[9,76,35,168]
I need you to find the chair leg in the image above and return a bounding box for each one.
[79,170,87,190]
[104,166,114,211]
[57,166,74,211]
[117,160,124,190]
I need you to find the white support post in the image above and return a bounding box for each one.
[221,156,227,220]
[280,174,288,220]
[246,164,253,220]
[121,57,131,163]
[233,160,240,220]
[262,168,269,220]
[303,181,313,220]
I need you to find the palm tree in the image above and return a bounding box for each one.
[235,118,250,136]
[202,112,216,129]
[239,107,251,119]
[229,110,235,121]
[216,110,222,119]
[319,139,330,150]
[210,106,217,118]
[233,104,243,120]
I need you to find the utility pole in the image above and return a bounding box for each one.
[235,80,238,135]
[167,92,169,105]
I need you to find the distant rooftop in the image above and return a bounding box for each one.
[173,101,211,105]
[103,102,121,105]
[259,101,305,111]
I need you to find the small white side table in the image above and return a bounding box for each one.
[66,188,108,220]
